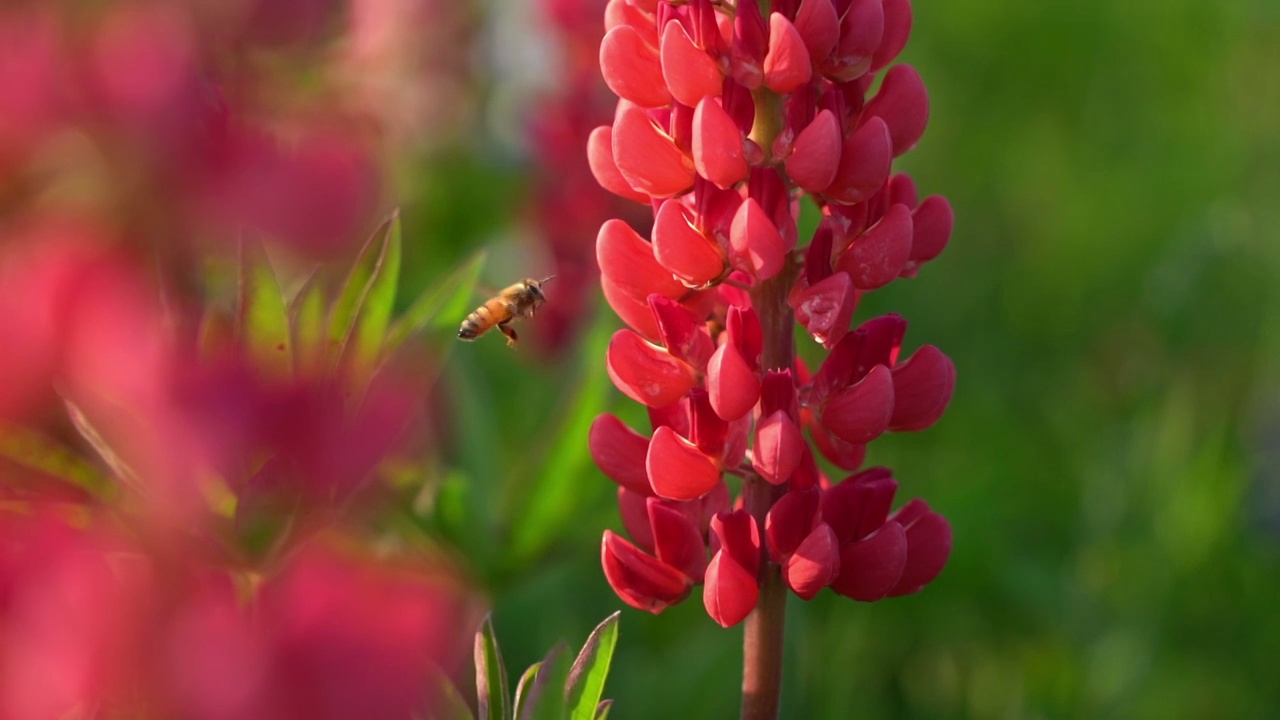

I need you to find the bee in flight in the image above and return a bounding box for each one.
[457,276,555,347]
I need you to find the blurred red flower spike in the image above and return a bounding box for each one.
[606,329,697,408]
[766,485,821,560]
[823,0,883,82]
[830,520,907,601]
[704,510,761,627]
[822,466,898,543]
[763,14,812,94]
[600,25,672,108]
[707,342,760,421]
[726,304,763,370]
[785,109,841,193]
[692,97,749,189]
[871,0,914,72]
[649,294,714,369]
[647,425,722,500]
[863,65,929,157]
[602,531,694,613]
[888,500,952,596]
[590,414,655,494]
[649,498,709,583]
[820,364,894,444]
[824,116,891,205]
[889,345,955,431]
[794,271,856,347]
[784,523,840,599]
[838,203,913,290]
[653,197,726,286]
[808,419,868,470]
[793,0,839,63]
[661,21,724,108]
[612,106,696,198]
[588,125,651,203]
[619,487,656,552]
[730,197,787,280]
[753,410,804,484]
[908,195,954,263]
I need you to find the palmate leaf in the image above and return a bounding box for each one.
[328,211,402,376]
[474,615,511,720]
[565,613,620,720]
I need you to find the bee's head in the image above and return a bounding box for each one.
[528,275,555,300]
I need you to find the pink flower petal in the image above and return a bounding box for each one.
[729,0,767,89]
[649,499,709,583]
[837,202,913,290]
[784,523,839,599]
[706,341,760,421]
[692,97,749,189]
[652,198,727,287]
[605,0,660,48]
[729,197,787,280]
[785,109,841,193]
[808,419,867,471]
[871,0,913,72]
[889,344,955,432]
[661,20,724,108]
[821,466,898,544]
[612,106,696,198]
[602,531,693,613]
[649,294,715,370]
[794,270,856,348]
[822,0,883,82]
[763,14,812,94]
[647,425,722,500]
[600,25,672,108]
[830,520,906,601]
[862,64,929,157]
[606,329,697,408]
[823,116,891,205]
[820,363,894,444]
[793,0,839,63]
[703,510,762,626]
[588,125,651,203]
[908,195,953,263]
[888,500,952,596]
[765,485,821,560]
[589,413,654,494]
[752,410,804,485]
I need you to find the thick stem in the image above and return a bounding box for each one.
[741,266,796,720]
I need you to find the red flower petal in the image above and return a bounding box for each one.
[692,97,749,189]
[823,0,883,82]
[612,106,696,198]
[862,64,928,157]
[711,508,762,569]
[647,425,722,500]
[837,203,912,290]
[605,0,659,48]
[588,125,651,203]
[752,410,804,485]
[706,341,760,421]
[618,487,654,552]
[602,276,661,339]
[823,116,890,205]
[652,198,727,287]
[784,523,839,600]
[889,344,955,432]
[703,510,762,626]
[649,294,715,370]
[590,413,654,494]
[729,197,786,280]
[793,0,839,63]
[600,25,672,108]
[729,0,767,89]
[821,466,898,544]
[606,329,697,408]
[830,520,906,601]
[785,109,841,193]
[765,485,821,560]
[871,0,913,72]
[661,20,724,108]
[726,304,763,370]
[888,500,952,596]
[908,195,953,263]
[650,498,709,583]
[602,530,693,613]
[763,13,812,94]
[794,270,856,348]
[808,418,867,471]
[820,363,894,444]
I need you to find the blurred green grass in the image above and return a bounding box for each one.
[399,0,1280,717]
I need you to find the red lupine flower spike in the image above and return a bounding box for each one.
[837,202,913,290]
[862,64,929,157]
[590,413,655,495]
[602,530,694,613]
[703,510,761,627]
[888,344,955,432]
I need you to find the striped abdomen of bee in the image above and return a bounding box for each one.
[457,276,553,347]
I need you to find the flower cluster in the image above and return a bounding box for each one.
[589,0,956,626]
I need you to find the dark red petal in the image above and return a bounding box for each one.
[600,25,672,108]
[854,314,907,370]
[726,304,762,370]
[650,498,709,583]
[784,523,839,600]
[729,197,786,280]
[618,487,655,552]
[887,173,919,209]
[829,520,906,601]
[590,413,654,495]
[707,342,760,421]
[871,0,913,72]
[692,96,749,189]
[710,508,761,569]
[688,386,729,458]
[861,64,928,157]
[588,125,651,203]
[823,0,883,82]
[661,20,724,108]
[821,466,898,544]
[720,413,751,469]
[837,203,912,290]
[793,0,838,63]
[889,345,955,432]
[647,425,722,500]
[785,109,841,193]
[606,329,696,408]
[763,13,812,94]
[888,501,952,596]
[908,195,953,263]
[807,418,867,471]
[794,270,856,348]
[752,410,804,485]
[823,116,891,205]
[612,105,696,198]
[602,531,693,613]
[729,0,767,88]
[820,364,894,444]
[765,485,821,560]
[703,547,759,627]
[649,294,714,370]
[653,199,727,287]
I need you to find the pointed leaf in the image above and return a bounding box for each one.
[567,613,620,720]
[475,615,511,720]
[386,250,488,353]
[520,643,570,720]
[290,271,327,375]
[328,211,402,373]
[239,240,292,377]
[512,662,542,720]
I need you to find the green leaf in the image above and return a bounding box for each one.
[385,249,487,353]
[426,668,477,720]
[520,643,570,720]
[474,615,511,720]
[593,700,613,720]
[565,613,620,720]
[239,241,292,377]
[511,662,542,720]
[0,422,111,498]
[290,270,327,376]
[328,211,402,375]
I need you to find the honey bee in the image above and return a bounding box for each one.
[457,276,555,347]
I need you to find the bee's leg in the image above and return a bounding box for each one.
[498,322,519,347]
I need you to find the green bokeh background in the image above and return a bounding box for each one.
[399,0,1280,717]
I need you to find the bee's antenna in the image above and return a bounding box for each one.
[539,275,557,284]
